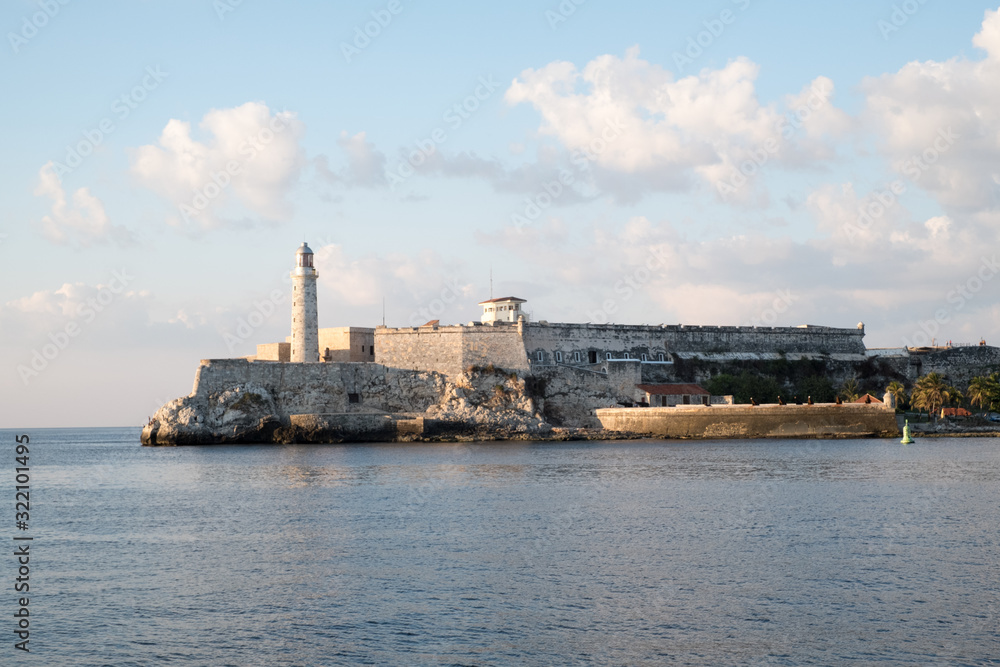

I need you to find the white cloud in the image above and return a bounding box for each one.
[863,7,1000,212]
[34,162,132,246]
[505,47,850,203]
[130,102,305,231]
[313,243,477,327]
[315,131,388,189]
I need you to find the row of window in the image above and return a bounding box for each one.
[534,351,668,363]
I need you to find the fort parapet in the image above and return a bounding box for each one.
[374,321,868,377]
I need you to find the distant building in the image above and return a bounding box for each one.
[636,383,733,407]
[479,296,527,324]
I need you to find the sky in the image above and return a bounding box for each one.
[2,0,999,427]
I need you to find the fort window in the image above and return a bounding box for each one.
[573,351,581,362]
[622,352,630,359]
[536,351,543,362]
[555,351,563,363]
[641,353,648,361]
[589,351,597,364]
[348,393,360,404]
[658,353,665,361]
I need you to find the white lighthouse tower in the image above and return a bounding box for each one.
[290,242,319,362]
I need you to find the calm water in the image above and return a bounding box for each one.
[3,428,999,666]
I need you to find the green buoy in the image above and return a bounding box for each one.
[900,419,914,444]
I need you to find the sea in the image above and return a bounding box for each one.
[2,427,999,666]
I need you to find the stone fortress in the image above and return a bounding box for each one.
[142,242,999,445]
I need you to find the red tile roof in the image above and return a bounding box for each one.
[942,407,972,417]
[637,383,709,396]
[478,296,526,304]
[853,393,883,404]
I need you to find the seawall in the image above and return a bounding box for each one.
[596,403,899,439]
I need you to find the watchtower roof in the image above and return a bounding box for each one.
[478,296,526,305]
[296,242,313,255]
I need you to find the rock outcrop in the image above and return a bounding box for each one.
[142,361,564,445]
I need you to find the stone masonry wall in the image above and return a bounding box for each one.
[192,359,446,415]
[375,325,529,376]
[523,322,866,365]
[907,346,1000,389]
[597,403,899,439]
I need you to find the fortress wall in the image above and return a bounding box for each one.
[191,359,446,416]
[375,327,467,375]
[459,326,530,373]
[596,403,899,439]
[661,325,867,355]
[532,363,642,427]
[523,323,669,363]
[522,322,866,367]
[375,325,529,376]
[908,346,1000,388]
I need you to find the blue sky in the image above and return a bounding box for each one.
[2,0,999,427]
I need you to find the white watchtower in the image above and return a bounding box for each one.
[290,242,319,362]
[479,296,528,324]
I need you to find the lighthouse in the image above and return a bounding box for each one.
[290,242,319,362]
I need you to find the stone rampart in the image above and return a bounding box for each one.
[523,322,865,368]
[597,403,899,439]
[375,324,529,376]
[374,321,866,378]
[191,358,446,415]
[907,346,1000,388]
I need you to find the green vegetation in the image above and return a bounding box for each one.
[794,375,836,403]
[967,373,1000,413]
[885,381,907,411]
[705,372,788,404]
[839,378,860,402]
[910,372,963,418]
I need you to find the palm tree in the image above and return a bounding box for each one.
[911,373,962,420]
[968,374,1000,414]
[886,381,907,411]
[839,378,860,402]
